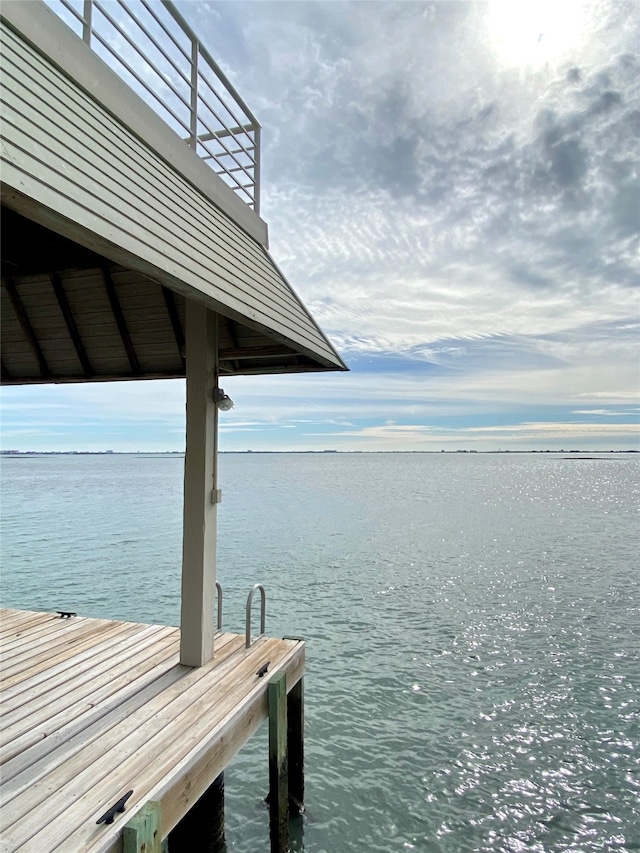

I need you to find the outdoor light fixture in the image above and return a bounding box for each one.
[215,389,234,411]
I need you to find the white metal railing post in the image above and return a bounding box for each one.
[82,0,93,45]
[189,38,199,150]
[253,126,261,214]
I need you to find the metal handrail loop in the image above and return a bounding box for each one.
[215,581,223,633]
[245,583,266,648]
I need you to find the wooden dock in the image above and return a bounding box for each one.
[0,608,305,852]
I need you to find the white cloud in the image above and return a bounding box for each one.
[294,419,639,452]
[572,408,640,416]
[3,1,638,452]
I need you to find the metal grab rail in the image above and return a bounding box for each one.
[215,581,223,633]
[245,583,266,648]
[45,0,261,212]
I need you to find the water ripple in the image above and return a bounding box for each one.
[2,453,639,852]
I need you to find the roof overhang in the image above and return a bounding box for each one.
[1,206,346,383]
[0,5,347,384]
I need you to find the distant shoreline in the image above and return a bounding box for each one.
[1,449,638,457]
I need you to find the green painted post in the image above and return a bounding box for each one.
[287,676,304,815]
[268,672,289,853]
[123,801,162,853]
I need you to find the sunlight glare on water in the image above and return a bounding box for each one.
[1,452,638,852]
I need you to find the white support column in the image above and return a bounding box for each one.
[180,301,218,667]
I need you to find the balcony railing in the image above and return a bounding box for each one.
[44,0,261,213]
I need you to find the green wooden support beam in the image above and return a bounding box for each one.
[123,801,161,853]
[268,671,289,853]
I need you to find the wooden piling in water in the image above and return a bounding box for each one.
[288,676,305,814]
[167,773,225,852]
[268,672,288,853]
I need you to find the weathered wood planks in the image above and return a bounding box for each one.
[0,608,304,853]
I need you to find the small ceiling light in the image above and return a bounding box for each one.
[215,389,234,411]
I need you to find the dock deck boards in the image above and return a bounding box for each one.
[0,608,304,852]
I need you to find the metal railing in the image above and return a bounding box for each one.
[44,0,261,212]
[245,583,266,648]
[215,580,223,633]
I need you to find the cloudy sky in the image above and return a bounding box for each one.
[2,0,638,451]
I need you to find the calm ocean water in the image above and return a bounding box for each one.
[1,452,639,852]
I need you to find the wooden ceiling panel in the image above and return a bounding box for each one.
[1,206,338,383]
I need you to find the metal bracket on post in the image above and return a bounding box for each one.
[245,583,266,648]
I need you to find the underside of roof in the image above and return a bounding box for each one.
[0,207,343,383]
[0,7,347,385]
